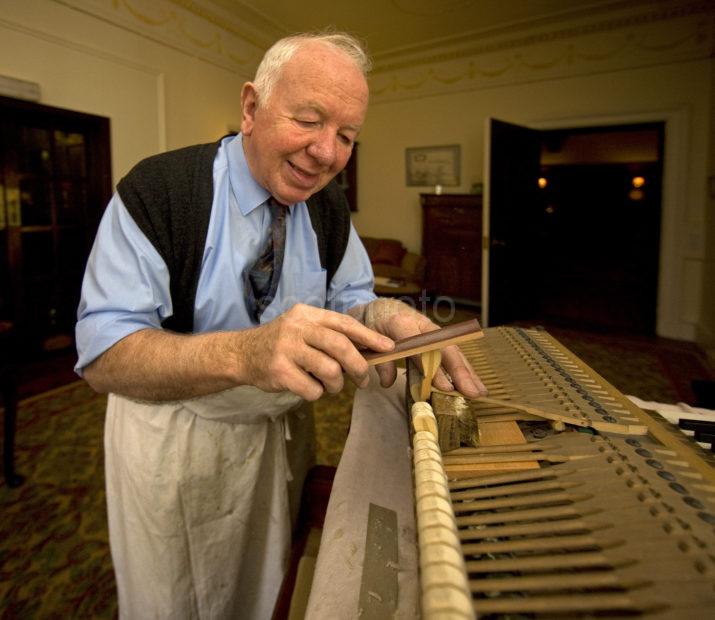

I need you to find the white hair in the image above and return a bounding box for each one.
[253,30,371,106]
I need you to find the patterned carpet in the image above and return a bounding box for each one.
[1,326,713,618]
[0,383,115,619]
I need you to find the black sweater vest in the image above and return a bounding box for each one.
[117,140,351,333]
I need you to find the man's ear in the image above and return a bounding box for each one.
[240,82,258,136]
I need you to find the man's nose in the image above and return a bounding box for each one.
[306,130,337,166]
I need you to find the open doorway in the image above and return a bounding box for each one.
[484,119,664,336]
[536,124,664,334]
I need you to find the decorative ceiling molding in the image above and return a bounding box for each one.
[53,0,268,75]
[374,0,646,63]
[50,0,714,102]
[168,0,283,49]
[390,0,478,19]
[368,4,715,103]
[373,0,713,72]
[199,0,286,40]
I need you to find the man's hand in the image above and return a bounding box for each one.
[83,300,479,404]
[236,304,394,401]
[355,298,487,399]
[83,304,394,403]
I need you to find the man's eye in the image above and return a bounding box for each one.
[339,134,354,146]
[297,119,317,127]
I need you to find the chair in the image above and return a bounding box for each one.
[359,236,426,298]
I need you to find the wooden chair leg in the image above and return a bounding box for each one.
[2,366,24,488]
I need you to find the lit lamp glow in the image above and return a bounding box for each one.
[629,175,646,201]
[537,177,548,189]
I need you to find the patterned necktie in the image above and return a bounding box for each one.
[245,198,287,321]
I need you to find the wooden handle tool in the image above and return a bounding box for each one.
[362,318,483,366]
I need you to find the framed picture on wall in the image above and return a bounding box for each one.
[405,144,460,187]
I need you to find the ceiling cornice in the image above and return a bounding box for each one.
[49,0,714,98]
[373,0,644,63]
[368,3,714,103]
[372,0,715,74]
[53,0,269,74]
[168,0,283,49]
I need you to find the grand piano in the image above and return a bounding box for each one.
[304,324,715,619]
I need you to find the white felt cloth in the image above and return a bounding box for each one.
[306,369,419,619]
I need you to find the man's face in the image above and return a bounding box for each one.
[241,42,369,205]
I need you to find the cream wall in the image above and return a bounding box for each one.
[1,0,712,345]
[355,58,713,341]
[0,0,252,184]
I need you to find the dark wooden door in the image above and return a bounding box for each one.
[0,96,111,358]
[484,118,542,326]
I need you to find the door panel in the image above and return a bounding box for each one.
[483,118,542,326]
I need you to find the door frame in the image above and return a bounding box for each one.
[483,108,688,338]
[481,118,492,327]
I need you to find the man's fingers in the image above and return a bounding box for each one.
[294,305,394,354]
[375,361,397,388]
[303,326,370,388]
[249,305,390,397]
[431,366,455,392]
[389,316,440,344]
[296,345,346,395]
[275,362,326,401]
[439,345,487,397]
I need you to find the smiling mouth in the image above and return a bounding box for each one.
[288,160,320,183]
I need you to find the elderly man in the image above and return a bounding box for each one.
[76,31,483,619]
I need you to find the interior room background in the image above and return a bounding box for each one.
[0,0,713,360]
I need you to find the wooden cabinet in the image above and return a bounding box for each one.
[421,193,482,304]
[0,95,111,358]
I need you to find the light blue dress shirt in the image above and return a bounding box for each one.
[75,134,376,374]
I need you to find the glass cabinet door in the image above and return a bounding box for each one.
[0,96,111,358]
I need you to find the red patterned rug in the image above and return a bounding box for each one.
[1,382,115,619]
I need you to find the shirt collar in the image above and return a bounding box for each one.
[226,133,272,216]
